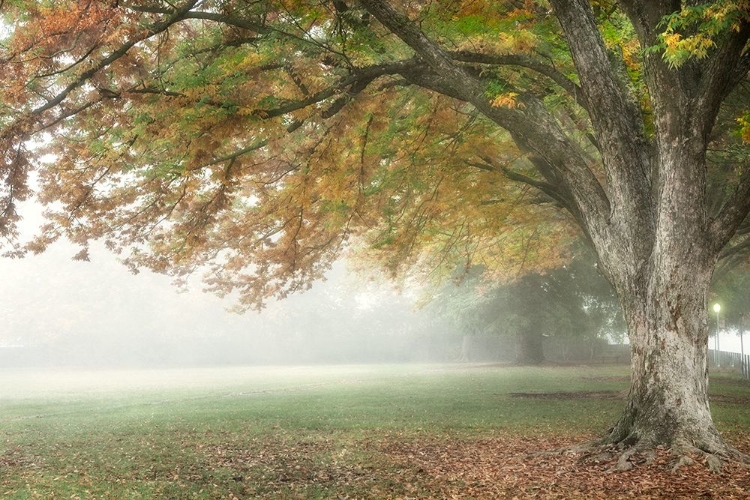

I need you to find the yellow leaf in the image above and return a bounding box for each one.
[491,92,522,109]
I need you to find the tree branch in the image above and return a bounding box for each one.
[183,10,352,64]
[183,10,269,33]
[320,74,376,118]
[32,0,201,117]
[116,59,421,124]
[617,0,679,45]
[698,24,750,126]
[549,0,652,226]
[449,51,586,111]
[120,2,173,14]
[359,0,610,238]
[466,159,570,210]
[199,139,270,169]
[727,51,750,96]
[709,163,750,252]
[255,59,421,120]
[718,234,750,262]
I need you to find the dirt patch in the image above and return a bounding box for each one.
[511,390,625,400]
[709,393,750,405]
[580,375,630,383]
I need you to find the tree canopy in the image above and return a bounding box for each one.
[0,1,679,303]
[0,3,746,296]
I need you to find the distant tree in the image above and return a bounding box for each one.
[430,252,623,364]
[1,0,749,466]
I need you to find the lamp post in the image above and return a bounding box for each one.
[741,313,748,379]
[714,303,721,368]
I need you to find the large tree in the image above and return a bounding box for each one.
[1,1,749,467]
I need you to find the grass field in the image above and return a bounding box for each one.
[2,364,750,499]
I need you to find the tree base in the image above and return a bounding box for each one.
[561,435,750,473]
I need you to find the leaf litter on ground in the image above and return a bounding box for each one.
[153,431,750,499]
[380,433,750,499]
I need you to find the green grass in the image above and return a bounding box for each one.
[1,364,749,499]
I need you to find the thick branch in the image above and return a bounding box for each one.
[320,74,375,119]
[359,0,610,237]
[728,52,750,96]
[468,158,572,213]
[549,0,652,227]
[259,59,420,119]
[122,60,420,123]
[183,11,269,33]
[718,234,750,262]
[698,25,750,129]
[618,1,679,45]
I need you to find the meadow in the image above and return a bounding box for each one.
[2,364,750,499]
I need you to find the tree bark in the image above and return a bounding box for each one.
[606,256,724,454]
[590,102,736,460]
[548,1,748,462]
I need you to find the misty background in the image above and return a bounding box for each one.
[0,236,463,368]
[0,189,460,367]
[0,201,742,370]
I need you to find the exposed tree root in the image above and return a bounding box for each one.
[674,441,750,472]
[541,436,750,474]
[568,442,657,472]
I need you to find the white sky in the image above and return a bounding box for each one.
[0,193,440,367]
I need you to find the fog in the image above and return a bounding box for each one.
[0,232,461,369]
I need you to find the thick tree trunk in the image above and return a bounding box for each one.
[599,166,733,461]
[607,272,724,453]
[515,330,544,365]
